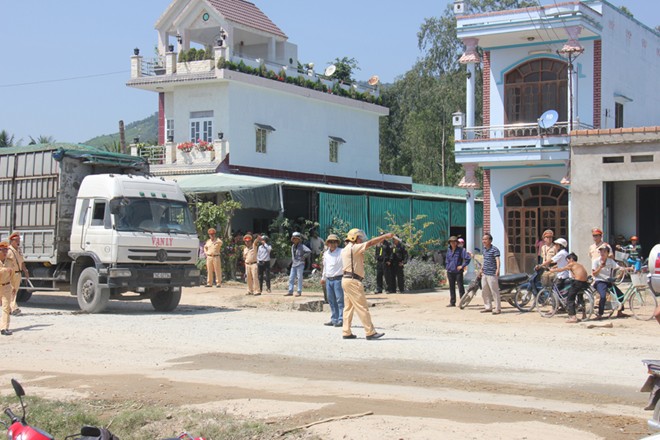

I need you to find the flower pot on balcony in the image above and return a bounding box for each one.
[176,148,215,164]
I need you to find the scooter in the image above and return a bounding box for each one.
[642,360,660,432]
[459,268,529,310]
[1,378,118,440]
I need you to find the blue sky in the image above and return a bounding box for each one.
[0,0,658,144]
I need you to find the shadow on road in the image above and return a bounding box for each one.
[17,293,240,316]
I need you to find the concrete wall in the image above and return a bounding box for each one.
[599,3,660,129]
[570,129,660,264]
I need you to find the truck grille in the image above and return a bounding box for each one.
[127,248,194,263]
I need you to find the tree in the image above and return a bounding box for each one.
[28,135,55,145]
[0,130,15,148]
[329,56,360,83]
[380,0,535,186]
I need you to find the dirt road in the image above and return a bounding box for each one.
[1,284,658,439]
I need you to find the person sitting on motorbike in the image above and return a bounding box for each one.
[551,253,589,323]
[592,244,626,320]
[616,235,643,272]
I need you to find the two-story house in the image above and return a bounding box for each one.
[453,0,659,272]
[126,0,484,241]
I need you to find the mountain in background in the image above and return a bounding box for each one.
[84,113,158,150]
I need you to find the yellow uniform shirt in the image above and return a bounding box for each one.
[204,238,223,257]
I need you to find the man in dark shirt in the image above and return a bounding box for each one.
[445,236,471,307]
[390,237,408,293]
[374,240,392,294]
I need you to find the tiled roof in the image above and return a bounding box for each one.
[207,0,287,39]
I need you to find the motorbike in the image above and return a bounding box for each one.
[641,360,660,432]
[1,378,118,440]
[459,269,529,310]
[512,267,546,312]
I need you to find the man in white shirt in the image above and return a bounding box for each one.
[551,238,570,291]
[592,244,626,319]
[321,234,344,327]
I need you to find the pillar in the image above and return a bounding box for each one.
[459,38,480,135]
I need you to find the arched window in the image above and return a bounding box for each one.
[504,58,568,125]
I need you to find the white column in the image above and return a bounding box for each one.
[268,36,276,63]
[466,189,475,254]
[466,63,476,130]
[459,38,480,136]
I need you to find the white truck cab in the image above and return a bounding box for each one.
[69,174,200,312]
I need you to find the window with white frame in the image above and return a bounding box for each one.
[255,123,275,154]
[166,119,174,142]
[190,111,213,142]
[328,136,345,163]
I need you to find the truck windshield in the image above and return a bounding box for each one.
[111,197,196,234]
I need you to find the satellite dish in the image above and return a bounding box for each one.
[538,110,559,129]
[367,75,380,86]
[324,65,336,77]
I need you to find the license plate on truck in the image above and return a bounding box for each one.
[154,272,171,279]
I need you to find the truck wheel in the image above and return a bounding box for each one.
[77,267,110,313]
[16,290,32,303]
[150,290,181,312]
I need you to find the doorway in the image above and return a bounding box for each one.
[638,185,660,256]
[504,183,568,273]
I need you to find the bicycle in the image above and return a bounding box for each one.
[536,279,595,320]
[595,272,657,321]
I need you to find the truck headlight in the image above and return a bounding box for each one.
[109,268,132,278]
[186,269,201,278]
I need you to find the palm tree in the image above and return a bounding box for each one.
[0,130,15,148]
[28,135,55,145]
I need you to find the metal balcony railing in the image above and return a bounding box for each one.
[138,146,166,165]
[461,121,594,141]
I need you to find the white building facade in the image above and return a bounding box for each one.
[454,0,660,273]
[127,0,410,190]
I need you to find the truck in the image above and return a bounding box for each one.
[649,244,660,297]
[0,143,200,313]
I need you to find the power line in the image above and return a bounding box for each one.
[0,70,128,88]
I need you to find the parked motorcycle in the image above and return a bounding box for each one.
[459,269,528,310]
[642,360,660,432]
[512,267,546,312]
[1,378,118,440]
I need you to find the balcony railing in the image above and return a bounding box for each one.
[460,121,594,141]
[137,146,166,165]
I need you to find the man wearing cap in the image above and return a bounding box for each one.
[0,242,14,335]
[243,234,259,295]
[445,236,471,307]
[321,234,344,327]
[7,232,29,315]
[588,228,612,262]
[204,228,223,288]
[257,235,272,294]
[341,229,393,340]
[286,232,310,297]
